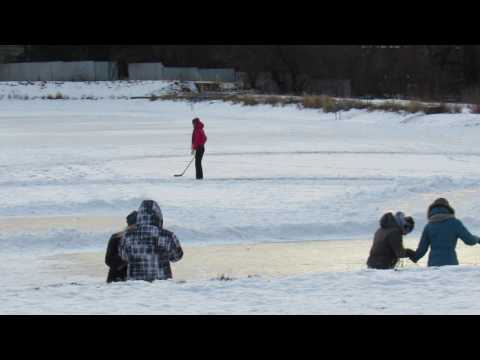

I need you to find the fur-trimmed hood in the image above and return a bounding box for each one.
[427,198,455,222]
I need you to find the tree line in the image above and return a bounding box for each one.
[20,45,480,101]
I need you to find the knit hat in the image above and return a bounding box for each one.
[394,211,407,230]
[126,211,137,226]
[404,216,415,234]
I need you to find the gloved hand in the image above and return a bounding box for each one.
[405,248,417,263]
[191,149,196,156]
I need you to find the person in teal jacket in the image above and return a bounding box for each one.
[413,198,480,266]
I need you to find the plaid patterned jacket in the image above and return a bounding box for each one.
[119,200,183,281]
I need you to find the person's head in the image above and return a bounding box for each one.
[192,118,199,128]
[126,211,137,226]
[137,200,163,228]
[393,211,415,235]
[403,216,415,235]
[427,197,455,219]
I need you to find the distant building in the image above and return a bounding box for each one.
[0,45,25,63]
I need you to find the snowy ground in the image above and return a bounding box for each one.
[5,265,480,315]
[2,84,480,314]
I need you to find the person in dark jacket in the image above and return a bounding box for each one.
[412,198,480,267]
[105,211,137,283]
[367,211,416,269]
[191,118,207,179]
[119,200,183,282]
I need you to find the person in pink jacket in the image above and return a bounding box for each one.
[191,118,207,179]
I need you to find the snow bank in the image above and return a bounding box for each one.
[3,266,480,314]
[0,80,197,100]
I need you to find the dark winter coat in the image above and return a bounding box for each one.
[414,199,480,266]
[367,213,413,269]
[105,231,128,283]
[119,200,183,281]
[192,119,207,150]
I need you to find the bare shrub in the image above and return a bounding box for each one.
[405,101,426,113]
[263,96,283,107]
[239,95,259,106]
[302,95,323,109]
[302,95,338,112]
[374,101,406,113]
[321,96,338,113]
[336,99,370,111]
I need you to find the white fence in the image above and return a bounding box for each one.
[128,63,237,82]
[0,61,118,81]
[0,61,237,83]
[128,63,165,80]
[162,67,201,81]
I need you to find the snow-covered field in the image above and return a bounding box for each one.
[2,81,480,314]
[6,265,480,315]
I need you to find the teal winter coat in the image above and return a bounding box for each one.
[414,207,480,266]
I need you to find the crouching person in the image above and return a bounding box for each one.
[119,200,183,282]
[367,212,416,269]
[105,211,137,283]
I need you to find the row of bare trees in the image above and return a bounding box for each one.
[21,45,480,100]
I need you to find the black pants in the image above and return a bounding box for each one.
[195,145,205,179]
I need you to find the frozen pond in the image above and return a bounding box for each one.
[1,96,480,314]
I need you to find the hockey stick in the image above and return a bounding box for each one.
[174,156,195,177]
